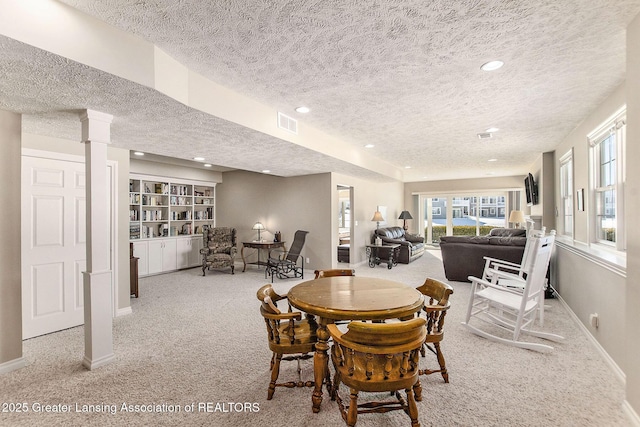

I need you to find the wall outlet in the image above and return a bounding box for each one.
[306,257,310,263]
[589,313,599,328]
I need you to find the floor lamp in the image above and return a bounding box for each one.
[398,210,413,231]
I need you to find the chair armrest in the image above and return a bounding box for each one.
[268,248,287,260]
[405,233,424,244]
[468,275,523,296]
[487,268,525,283]
[260,309,302,321]
[422,303,450,313]
[483,256,521,268]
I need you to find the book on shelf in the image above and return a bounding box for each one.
[129,223,140,239]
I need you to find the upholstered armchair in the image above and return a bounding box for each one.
[200,227,237,275]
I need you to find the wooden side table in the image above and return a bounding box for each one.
[241,241,286,272]
[365,243,400,269]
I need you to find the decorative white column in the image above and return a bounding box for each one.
[80,109,114,370]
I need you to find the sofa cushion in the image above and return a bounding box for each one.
[440,236,491,245]
[488,236,527,246]
[376,226,406,240]
[488,228,527,237]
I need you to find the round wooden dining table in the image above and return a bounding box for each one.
[287,276,424,413]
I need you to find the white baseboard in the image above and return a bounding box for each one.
[0,357,26,374]
[82,353,115,371]
[555,293,625,384]
[623,400,640,427]
[556,293,640,425]
[117,306,133,317]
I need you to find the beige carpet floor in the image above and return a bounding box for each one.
[0,248,628,426]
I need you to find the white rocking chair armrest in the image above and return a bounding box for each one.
[468,275,525,296]
[487,268,525,282]
[483,256,522,268]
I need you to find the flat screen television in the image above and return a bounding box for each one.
[524,173,538,206]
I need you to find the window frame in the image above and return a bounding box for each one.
[559,150,573,237]
[588,106,626,252]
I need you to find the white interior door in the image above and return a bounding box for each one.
[21,155,87,339]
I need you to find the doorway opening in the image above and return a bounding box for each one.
[337,185,353,263]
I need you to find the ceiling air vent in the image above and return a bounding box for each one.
[477,132,492,140]
[278,112,298,134]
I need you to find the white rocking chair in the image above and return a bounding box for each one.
[462,233,563,352]
[481,229,554,325]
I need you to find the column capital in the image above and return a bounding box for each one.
[80,109,113,145]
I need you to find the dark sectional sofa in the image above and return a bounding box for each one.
[373,226,425,264]
[439,228,527,282]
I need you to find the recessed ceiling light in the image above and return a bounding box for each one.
[133,151,144,156]
[405,166,412,169]
[488,158,498,162]
[204,163,212,167]
[193,157,205,161]
[480,60,504,71]
[295,106,310,114]
[364,144,375,148]
[262,169,271,174]
[486,127,499,133]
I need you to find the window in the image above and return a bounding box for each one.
[432,207,441,215]
[588,107,625,251]
[559,151,573,237]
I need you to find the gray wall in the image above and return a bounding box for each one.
[216,170,332,270]
[0,110,22,368]
[216,170,404,270]
[331,173,404,265]
[550,83,626,370]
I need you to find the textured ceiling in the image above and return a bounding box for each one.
[3,0,640,181]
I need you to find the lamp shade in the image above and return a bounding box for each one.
[508,210,525,224]
[398,210,413,220]
[371,211,384,222]
[252,222,265,230]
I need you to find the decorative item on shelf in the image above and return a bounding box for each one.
[252,222,265,242]
[398,210,413,231]
[374,235,382,246]
[508,210,525,228]
[274,231,282,243]
[371,210,384,229]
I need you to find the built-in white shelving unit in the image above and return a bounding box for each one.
[129,174,216,276]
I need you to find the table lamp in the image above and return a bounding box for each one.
[398,210,413,231]
[252,222,265,241]
[371,211,384,229]
[508,210,525,228]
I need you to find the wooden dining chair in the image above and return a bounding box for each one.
[328,317,426,427]
[256,284,317,400]
[314,268,355,279]
[415,278,454,388]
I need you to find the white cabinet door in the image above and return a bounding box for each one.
[132,241,148,276]
[162,239,177,272]
[148,240,164,275]
[190,236,203,267]
[176,237,191,269]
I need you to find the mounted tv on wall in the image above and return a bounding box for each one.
[524,173,538,206]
